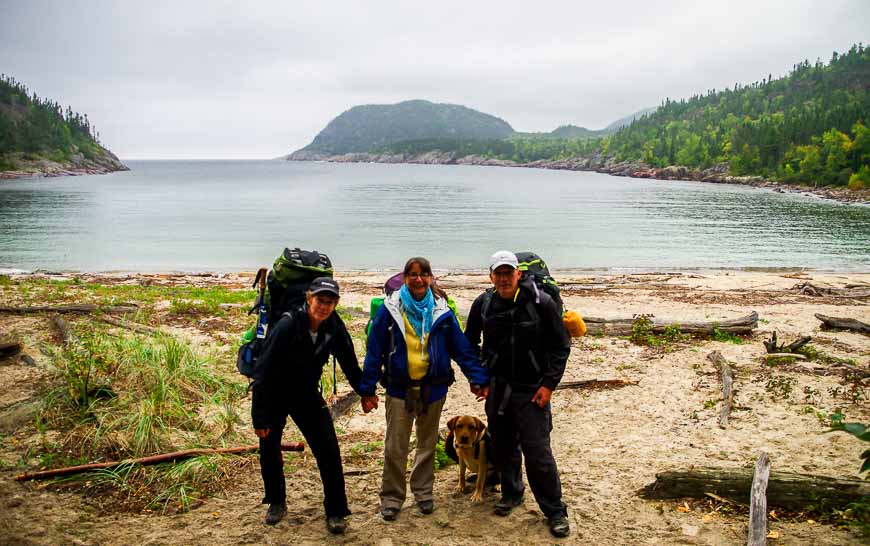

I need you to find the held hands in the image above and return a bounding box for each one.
[470,384,489,402]
[531,386,552,408]
[254,428,270,439]
[361,394,379,413]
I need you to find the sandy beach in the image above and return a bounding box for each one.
[1,269,869,545]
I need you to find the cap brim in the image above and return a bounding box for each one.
[490,261,518,271]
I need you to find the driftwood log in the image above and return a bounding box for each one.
[98,315,162,336]
[815,314,870,335]
[555,379,638,391]
[584,312,757,337]
[0,304,138,315]
[706,351,734,428]
[748,453,771,546]
[762,332,811,354]
[639,467,870,510]
[794,282,870,298]
[15,442,305,481]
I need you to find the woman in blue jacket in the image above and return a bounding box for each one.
[360,257,489,521]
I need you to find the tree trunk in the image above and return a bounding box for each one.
[639,468,869,510]
[555,379,638,391]
[15,442,305,481]
[584,311,758,336]
[814,314,870,335]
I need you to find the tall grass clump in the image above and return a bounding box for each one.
[39,326,247,511]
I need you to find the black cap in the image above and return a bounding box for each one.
[309,277,340,297]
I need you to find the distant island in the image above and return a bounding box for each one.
[286,45,869,201]
[0,75,128,179]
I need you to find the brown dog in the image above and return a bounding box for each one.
[446,415,492,502]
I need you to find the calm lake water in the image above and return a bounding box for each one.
[1,160,869,272]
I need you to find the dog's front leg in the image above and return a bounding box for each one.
[470,461,487,502]
[457,459,467,494]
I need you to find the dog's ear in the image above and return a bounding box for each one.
[473,417,486,433]
[447,416,459,431]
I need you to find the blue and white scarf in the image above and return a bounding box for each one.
[399,284,434,340]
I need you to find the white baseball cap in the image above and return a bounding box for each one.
[489,250,519,271]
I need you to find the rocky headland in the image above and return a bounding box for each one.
[0,150,129,180]
[286,150,870,206]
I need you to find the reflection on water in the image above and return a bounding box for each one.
[0,160,868,271]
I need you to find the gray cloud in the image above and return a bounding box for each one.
[1,0,867,158]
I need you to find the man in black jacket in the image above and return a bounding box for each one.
[464,251,571,538]
[252,277,364,535]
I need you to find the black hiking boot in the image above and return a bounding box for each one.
[417,500,435,514]
[381,506,399,521]
[548,514,570,538]
[326,516,347,535]
[264,503,287,525]
[493,495,523,516]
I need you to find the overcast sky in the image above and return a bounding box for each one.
[1,0,868,159]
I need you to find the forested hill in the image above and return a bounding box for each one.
[288,45,868,191]
[0,75,127,176]
[605,43,869,188]
[289,100,514,156]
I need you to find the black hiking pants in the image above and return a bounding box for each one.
[259,397,350,518]
[486,386,568,519]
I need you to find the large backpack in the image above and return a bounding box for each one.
[515,251,563,316]
[237,247,333,379]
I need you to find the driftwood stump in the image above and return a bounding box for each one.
[762,332,811,354]
[0,336,22,360]
[748,452,771,546]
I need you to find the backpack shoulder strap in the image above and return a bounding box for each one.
[480,289,494,324]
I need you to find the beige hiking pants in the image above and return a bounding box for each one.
[380,394,445,510]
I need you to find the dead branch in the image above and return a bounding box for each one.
[15,442,305,481]
[584,311,758,336]
[555,379,638,391]
[815,314,870,335]
[707,351,734,428]
[748,452,771,546]
[0,304,138,315]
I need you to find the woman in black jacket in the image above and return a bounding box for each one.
[251,277,364,535]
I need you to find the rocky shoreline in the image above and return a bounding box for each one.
[287,150,870,205]
[0,151,129,180]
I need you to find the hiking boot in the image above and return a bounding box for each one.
[326,516,347,535]
[493,495,523,516]
[264,503,286,525]
[417,500,435,514]
[548,514,570,538]
[381,506,399,521]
